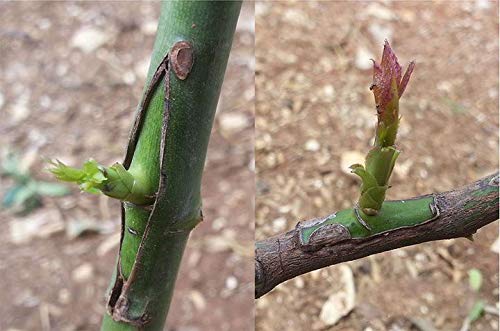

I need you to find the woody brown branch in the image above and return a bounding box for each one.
[255,173,499,298]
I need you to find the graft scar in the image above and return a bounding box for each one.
[107,40,195,326]
[297,195,440,252]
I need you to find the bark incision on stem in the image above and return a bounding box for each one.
[107,40,194,326]
[255,173,499,298]
[100,2,242,330]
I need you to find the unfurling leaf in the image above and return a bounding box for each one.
[47,159,153,205]
[371,40,414,147]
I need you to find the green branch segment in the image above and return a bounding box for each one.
[99,2,242,331]
[351,40,415,217]
[298,196,437,248]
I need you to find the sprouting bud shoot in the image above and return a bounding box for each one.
[48,159,153,205]
[371,40,415,147]
[351,41,415,217]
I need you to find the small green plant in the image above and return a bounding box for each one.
[351,40,415,217]
[1,150,69,214]
[465,268,485,325]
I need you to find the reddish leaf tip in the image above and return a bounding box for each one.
[370,41,414,113]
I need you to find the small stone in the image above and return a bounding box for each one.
[319,265,356,326]
[475,0,491,10]
[72,263,94,283]
[414,253,427,262]
[15,289,40,308]
[394,159,413,178]
[211,217,227,231]
[71,27,112,53]
[419,169,428,179]
[140,20,158,35]
[37,18,51,30]
[283,9,310,28]
[420,305,429,314]
[122,71,136,85]
[305,139,320,152]
[255,2,271,17]
[363,3,395,20]
[58,288,71,304]
[355,47,375,70]
[322,85,335,100]
[281,52,298,64]
[294,277,305,289]
[400,10,416,23]
[272,217,287,232]
[437,80,453,93]
[225,276,238,290]
[491,237,499,254]
[40,95,51,109]
[10,94,30,123]
[219,112,249,132]
[134,57,150,80]
[9,210,63,244]
[319,57,334,72]
[368,23,393,45]
[56,63,68,77]
[189,290,206,311]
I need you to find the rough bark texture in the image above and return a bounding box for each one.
[255,173,499,298]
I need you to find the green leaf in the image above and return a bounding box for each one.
[9,185,36,207]
[2,184,39,212]
[1,151,30,182]
[350,164,378,191]
[34,182,70,197]
[468,268,483,292]
[468,300,485,322]
[48,159,85,182]
[3,185,25,207]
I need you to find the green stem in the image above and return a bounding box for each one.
[101,2,241,330]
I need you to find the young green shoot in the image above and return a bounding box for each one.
[351,40,415,216]
[48,159,153,205]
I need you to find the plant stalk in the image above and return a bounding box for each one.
[101,2,242,330]
[255,173,499,298]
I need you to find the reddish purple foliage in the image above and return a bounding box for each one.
[371,40,415,115]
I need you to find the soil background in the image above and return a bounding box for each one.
[0,2,254,331]
[255,1,499,331]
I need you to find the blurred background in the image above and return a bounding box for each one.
[255,1,498,331]
[0,2,254,330]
